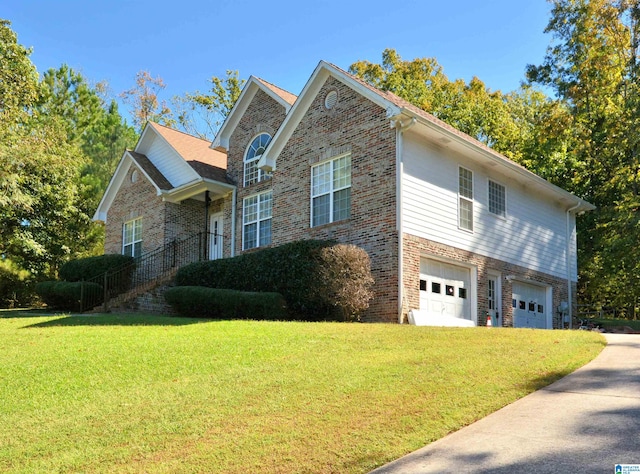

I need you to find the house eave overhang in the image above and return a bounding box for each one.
[161,178,236,203]
[395,107,596,213]
[211,76,294,153]
[92,150,166,223]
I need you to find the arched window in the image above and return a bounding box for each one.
[244,133,271,186]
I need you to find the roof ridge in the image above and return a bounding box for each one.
[148,121,213,145]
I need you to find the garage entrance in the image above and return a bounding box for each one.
[512,282,549,329]
[419,259,472,323]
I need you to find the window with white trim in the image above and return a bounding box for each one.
[488,180,506,218]
[244,133,271,186]
[458,167,473,231]
[311,154,351,227]
[123,218,142,257]
[243,190,272,250]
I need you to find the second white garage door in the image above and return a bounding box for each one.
[419,259,471,322]
[512,282,549,329]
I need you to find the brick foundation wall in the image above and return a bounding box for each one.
[402,233,572,328]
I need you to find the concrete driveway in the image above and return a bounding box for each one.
[370,333,640,473]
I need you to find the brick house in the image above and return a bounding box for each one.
[94,61,594,327]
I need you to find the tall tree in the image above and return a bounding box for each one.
[120,70,174,131]
[350,49,531,162]
[527,0,640,313]
[172,70,244,140]
[0,19,39,123]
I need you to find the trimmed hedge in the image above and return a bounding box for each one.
[164,286,287,320]
[175,240,374,321]
[59,254,135,282]
[35,280,103,311]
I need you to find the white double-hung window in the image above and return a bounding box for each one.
[311,154,351,227]
[243,190,272,250]
[123,218,142,257]
[488,180,506,218]
[458,166,474,232]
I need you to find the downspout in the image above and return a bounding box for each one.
[566,201,581,328]
[230,187,237,257]
[204,190,210,260]
[394,117,417,323]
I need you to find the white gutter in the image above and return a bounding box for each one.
[231,187,237,257]
[566,201,582,328]
[393,117,416,323]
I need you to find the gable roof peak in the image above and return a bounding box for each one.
[145,121,227,171]
[253,77,297,106]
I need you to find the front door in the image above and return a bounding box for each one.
[209,212,223,260]
[488,275,500,327]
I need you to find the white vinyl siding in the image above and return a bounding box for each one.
[243,190,272,250]
[123,218,142,257]
[144,135,187,187]
[401,136,574,280]
[311,154,351,227]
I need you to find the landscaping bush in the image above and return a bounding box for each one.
[164,286,287,320]
[35,280,103,311]
[175,240,374,321]
[0,259,36,308]
[59,254,135,282]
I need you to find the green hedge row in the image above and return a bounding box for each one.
[35,281,103,312]
[175,240,374,321]
[164,286,287,320]
[59,254,134,282]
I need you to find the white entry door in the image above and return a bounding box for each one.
[512,282,548,329]
[419,259,471,321]
[209,212,223,260]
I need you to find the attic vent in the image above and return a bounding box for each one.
[131,170,139,183]
[324,90,338,110]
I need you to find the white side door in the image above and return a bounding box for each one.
[209,212,223,260]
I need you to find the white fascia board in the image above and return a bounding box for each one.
[261,61,399,169]
[210,76,292,152]
[93,150,168,222]
[400,108,595,213]
[161,178,235,203]
[92,152,132,222]
[145,123,200,183]
[134,121,154,153]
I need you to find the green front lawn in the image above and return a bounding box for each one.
[0,312,604,473]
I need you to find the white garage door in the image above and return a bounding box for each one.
[419,259,471,322]
[512,282,548,329]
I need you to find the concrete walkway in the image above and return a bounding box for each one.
[370,333,640,473]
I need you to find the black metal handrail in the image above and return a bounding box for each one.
[80,232,221,312]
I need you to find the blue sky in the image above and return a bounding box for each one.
[5,0,553,120]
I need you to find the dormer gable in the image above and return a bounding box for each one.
[210,76,296,153]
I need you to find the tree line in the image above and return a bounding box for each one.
[2,0,639,315]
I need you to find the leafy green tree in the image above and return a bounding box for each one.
[0,19,39,123]
[527,0,640,313]
[350,49,531,162]
[172,70,245,140]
